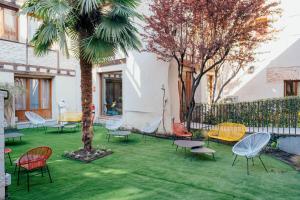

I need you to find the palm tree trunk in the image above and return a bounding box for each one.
[80,56,93,152]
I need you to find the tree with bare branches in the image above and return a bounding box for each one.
[144,0,280,130]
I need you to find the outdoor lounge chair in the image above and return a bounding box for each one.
[25,111,71,133]
[207,122,246,144]
[140,117,162,141]
[232,132,271,175]
[172,121,193,144]
[15,146,53,191]
[105,118,130,142]
[105,118,124,131]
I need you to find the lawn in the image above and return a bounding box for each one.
[5,127,300,200]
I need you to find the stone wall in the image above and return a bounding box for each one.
[267,66,300,82]
[0,91,5,199]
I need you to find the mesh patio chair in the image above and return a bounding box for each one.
[105,118,124,131]
[140,117,162,141]
[105,118,125,141]
[25,111,62,133]
[25,111,46,127]
[232,132,271,175]
[15,146,53,191]
[172,120,193,145]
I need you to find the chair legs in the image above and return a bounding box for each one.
[27,170,30,192]
[6,152,12,166]
[232,155,268,175]
[17,166,21,186]
[246,157,249,175]
[17,165,53,192]
[232,155,238,166]
[46,165,53,183]
[259,156,268,173]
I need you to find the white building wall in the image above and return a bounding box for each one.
[228,0,300,101]
[0,0,81,123]
[94,51,177,133]
[52,74,81,119]
[0,40,26,64]
[123,51,172,132]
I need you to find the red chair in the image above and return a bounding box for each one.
[16,146,53,191]
[5,148,12,165]
[172,121,193,144]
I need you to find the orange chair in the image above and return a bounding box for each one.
[172,121,193,144]
[16,146,53,191]
[4,148,12,165]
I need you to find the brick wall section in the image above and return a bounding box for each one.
[267,66,300,82]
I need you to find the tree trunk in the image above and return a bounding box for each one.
[80,56,93,152]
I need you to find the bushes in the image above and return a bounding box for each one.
[193,97,300,128]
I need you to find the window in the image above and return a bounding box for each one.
[0,6,18,41]
[284,80,300,97]
[15,77,52,121]
[15,78,26,110]
[28,17,41,41]
[101,72,123,116]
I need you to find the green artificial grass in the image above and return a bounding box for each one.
[5,127,300,200]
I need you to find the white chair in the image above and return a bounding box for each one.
[105,118,131,142]
[232,132,271,175]
[105,118,124,131]
[140,117,162,141]
[25,111,62,133]
[25,111,46,127]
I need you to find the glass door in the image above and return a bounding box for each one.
[101,72,122,116]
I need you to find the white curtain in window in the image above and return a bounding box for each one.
[15,78,26,110]
[30,79,39,109]
[41,79,50,109]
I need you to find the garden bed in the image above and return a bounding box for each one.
[265,148,300,171]
[64,148,113,163]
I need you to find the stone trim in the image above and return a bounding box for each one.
[0,0,19,10]
[267,66,300,82]
[0,61,76,77]
[98,58,126,67]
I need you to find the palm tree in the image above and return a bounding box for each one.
[21,0,141,152]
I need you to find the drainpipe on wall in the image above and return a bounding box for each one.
[0,91,6,199]
[57,51,60,69]
[26,15,29,65]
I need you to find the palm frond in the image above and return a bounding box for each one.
[78,0,104,14]
[30,21,59,55]
[111,0,140,8]
[109,3,143,20]
[21,0,71,21]
[80,35,117,64]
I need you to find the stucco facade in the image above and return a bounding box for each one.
[224,0,300,102]
[0,0,81,127]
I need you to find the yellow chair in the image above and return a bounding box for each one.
[59,112,82,123]
[207,122,246,143]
